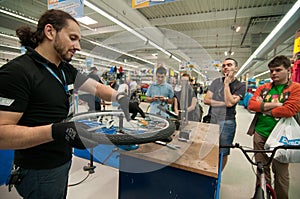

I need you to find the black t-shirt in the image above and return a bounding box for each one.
[208,77,245,122]
[0,47,88,169]
[174,85,199,121]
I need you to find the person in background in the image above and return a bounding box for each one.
[112,78,129,108]
[129,80,138,94]
[146,66,174,118]
[173,73,200,122]
[129,89,146,120]
[117,78,129,95]
[80,66,103,111]
[0,9,130,199]
[109,79,118,90]
[248,55,300,199]
[204,58,245,171]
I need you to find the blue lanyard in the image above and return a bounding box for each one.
[43,64,69,94]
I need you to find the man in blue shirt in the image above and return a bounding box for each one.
[146,66,174,118]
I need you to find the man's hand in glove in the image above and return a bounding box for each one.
[116,92,131,121]
[52,122,98,149]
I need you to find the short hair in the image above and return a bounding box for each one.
[181,73,191,81]
[16,9,78,49]
[225,58,238,67]
[156,66,167,75]
[268,55,291,69]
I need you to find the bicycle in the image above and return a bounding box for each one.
[65,110,176,186]
[220,143,300,199]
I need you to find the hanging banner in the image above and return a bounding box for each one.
[132,0,175,9]
[294,29,300,55]
[169,68,174,77]
[48,0,84,18]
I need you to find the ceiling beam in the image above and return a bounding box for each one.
[149,5,290,26]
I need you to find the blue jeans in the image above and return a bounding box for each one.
[15,160,71,199]
[219,120,236,156]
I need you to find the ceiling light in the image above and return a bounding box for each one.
[0,33,19,40]
[253,70,270,78]
[236,0,300,77]
[83,38,155,65]
[76,16,98,25]
[84,0,181,63]
[224,50,234,56]
[0,7,38,24]
[77,51,138,69]
[231,25,240,32]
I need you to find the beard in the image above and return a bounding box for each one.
[54,35,72,62]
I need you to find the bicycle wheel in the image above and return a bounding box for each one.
[69,110,176,145]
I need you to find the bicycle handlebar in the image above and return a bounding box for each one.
[220,143,300,166]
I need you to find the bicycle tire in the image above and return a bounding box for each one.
[266,183,276,199]
[69,110,176,145]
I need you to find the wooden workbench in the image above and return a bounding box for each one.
[118,121,220,199]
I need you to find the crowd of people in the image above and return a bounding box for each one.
[0,8,298,199]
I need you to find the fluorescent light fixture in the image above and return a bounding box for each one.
[148,40,171,57]
[83,38,155,65]
[0,44,20,50]
[236,0,300,77]
[0,7,38,24]
[0,33,19,40]
[192,68,206,78]
[84,0,181,63]
[84,1,147,42]
[172,55,182,62]
[76,16,98,25]
[253,70,269,78]
[77,51,138,69]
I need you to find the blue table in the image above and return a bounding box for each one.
[118,122,220,199]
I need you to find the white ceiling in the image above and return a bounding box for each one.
[0,0,299,81]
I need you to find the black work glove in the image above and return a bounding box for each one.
[117,92,131,121]
[52,122,98,149]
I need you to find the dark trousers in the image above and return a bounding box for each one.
[129,101,145,119]
[15,161,71,199]
[254,132,289,199]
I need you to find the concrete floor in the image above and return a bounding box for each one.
[1,103,299,199]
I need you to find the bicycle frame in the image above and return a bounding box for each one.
[220,143,300,199]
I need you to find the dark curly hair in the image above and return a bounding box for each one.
[16,9,78,48]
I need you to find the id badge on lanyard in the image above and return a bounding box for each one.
[67,84,77,117]
[42,64,77,116]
